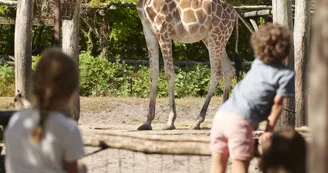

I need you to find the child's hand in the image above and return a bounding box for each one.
[259,132,273,144]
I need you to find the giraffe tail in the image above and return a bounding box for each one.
[233,14,242,82]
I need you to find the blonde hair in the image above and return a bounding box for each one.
[31,48,79,143]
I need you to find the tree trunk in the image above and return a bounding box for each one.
[53,0,61,47]
[294,0,310,127]
[14,0,33,100]
[62,2,81,121]
[307,0,328,172]
[272,0,295,127]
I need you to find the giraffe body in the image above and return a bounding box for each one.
[137,0,238,130]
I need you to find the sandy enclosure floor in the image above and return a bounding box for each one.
[77,97,222,130]
[76,97,262,173]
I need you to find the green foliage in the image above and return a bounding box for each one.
[0,0,270,97]
[0,52,240,98]
[79,52,132,96]
[259,17,266,26]
[0,64,15,96]
[0,5,15,56]
[89,0,107,6]
[174,66,211,97]
[78,52,228,98]
[0,6,8,16]
[32,55,41,71]
[0,0,271,63]
[107,7,146,59]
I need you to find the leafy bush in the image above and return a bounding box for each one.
[32,55,41,71]
[79,53,231,98]
[79,52,132,96]
[0,64,15,96]
[0,52,239,98]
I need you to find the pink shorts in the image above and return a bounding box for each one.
[210,110,255,161]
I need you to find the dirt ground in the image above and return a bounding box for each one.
[0,97,263,173]
[77,97,262,173]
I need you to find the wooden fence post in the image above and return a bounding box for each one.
[14,0,33,100]
[62,2,81,121]
[272,0,295,127]
[53,0,61,47]
[294,0,310,127]
[307,0,328,172]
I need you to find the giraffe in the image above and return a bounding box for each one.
[136,0,238,130]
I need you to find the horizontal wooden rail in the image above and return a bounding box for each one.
[0,0,16,7]
[82,129,212,155]
[1,55,254,69]
[0,1,314,11]
[112,58,253,69]
[243,9,272,18]
[81,129,309,156]
[0,17,54,26]
[0,1,273,9]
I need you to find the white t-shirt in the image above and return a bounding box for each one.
[5,108,85,173]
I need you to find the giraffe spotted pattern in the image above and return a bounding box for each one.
[137,0,238,130]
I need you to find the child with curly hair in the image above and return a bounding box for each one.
[5,48,87,173]
[210,23,294,173]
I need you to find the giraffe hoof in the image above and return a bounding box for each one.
[161,124,176,130]
[137,124,152,131]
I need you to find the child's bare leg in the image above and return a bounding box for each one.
[232,160,249,173]
[211,152,229,173]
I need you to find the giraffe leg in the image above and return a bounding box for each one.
[190,41,224,130]
[137,22,159,131]
[159,36,177,130]
[222,50,235,103]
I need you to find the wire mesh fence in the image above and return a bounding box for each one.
[82,147,209,173]
[81,147,262,173]
[80,130,262,173]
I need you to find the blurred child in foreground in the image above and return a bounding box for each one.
[210,23,295,173]
[5,48,87,173]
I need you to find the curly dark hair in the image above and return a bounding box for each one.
[251,23,291,64]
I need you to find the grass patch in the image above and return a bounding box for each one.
[0,97,14,110]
